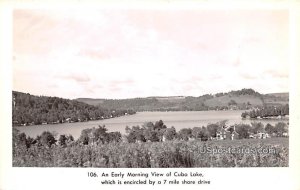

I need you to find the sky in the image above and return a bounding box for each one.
[13,9,289,99]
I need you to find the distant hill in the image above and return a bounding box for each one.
[262,92,289,106]
[12,91,135,126]
[76,89,289,111]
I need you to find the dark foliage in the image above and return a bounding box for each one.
[12,91,136,126]
[241,104,289,119]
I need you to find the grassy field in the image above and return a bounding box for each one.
[204,94,263,107]
[207,137,289,147]
[13,138,288,168]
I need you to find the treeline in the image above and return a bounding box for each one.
[12,91,135,126]
[215,88,261,97]
[122,120,288,143]
[12,126,122,149]
[241,104,289,119]
[12,120,289,151]
[79,88,266,111]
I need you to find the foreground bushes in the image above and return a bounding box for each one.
[13,138,288,167]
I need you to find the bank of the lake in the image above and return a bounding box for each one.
[15,110,288,139]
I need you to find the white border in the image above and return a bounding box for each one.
[1,1,300,190]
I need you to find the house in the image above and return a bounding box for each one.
[282,132,289,137]
[216,125,239,140]
[231,131,239,140]
[249,132,255,138]
[216,128,228,140]
[254,132,270,139]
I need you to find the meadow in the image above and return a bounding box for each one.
[13,137,288,167]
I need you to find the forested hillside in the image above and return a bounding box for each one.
[12,91,135,126]
[77,89,289,111]
[241,104,289,119]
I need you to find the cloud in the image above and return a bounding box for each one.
[78,49,111,60]
[264,70,288,79]
[111,79,135,85]
[57,73,90,83]
[13,10,289,98]
[238,70,260,80]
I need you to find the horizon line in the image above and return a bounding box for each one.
[12,89,289,101]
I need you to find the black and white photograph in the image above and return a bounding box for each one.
[11,8,290,168]
[1,1,300,190]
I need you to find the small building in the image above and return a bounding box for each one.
[254,132,270,139]
[216,126,240,140]
[231,131,239,140]
[216,128,230,140]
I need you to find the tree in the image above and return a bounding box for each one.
[283,104,289,115]
[79,128,92,145]
[12,128,20,146]
[66,135,74,143]
[12,91,136,126]
[58,134,67,146]
[107,132,122,143]
[251,122,264,134]
[144,129,159,142]
[235,124,251,139]
[192,127,202,139]
[200,127,210,141]
[126,132,137,143]
[207,123,219,138]
[16,132,29,148]
[164,127,177,141]
[136,132,146,142]
[178,128,192,141]
[40,131,56,148]
[143,122,155,130]
[228,99,237,106]
[241,112,249,119]
[274,122,287,137]
[125,126,131,134]
[126,126,145,143]
[154,120,166,130]
[26,136,35,147]
[93,125,108,144]
[265,123,275,135]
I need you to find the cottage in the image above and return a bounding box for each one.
[216,126,239,140]
[254,132,270,139]
[231,131,239,140]
[216,128,228,140]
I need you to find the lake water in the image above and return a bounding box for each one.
[15,111,288,139]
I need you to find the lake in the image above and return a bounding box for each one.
[15,110,288,139]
